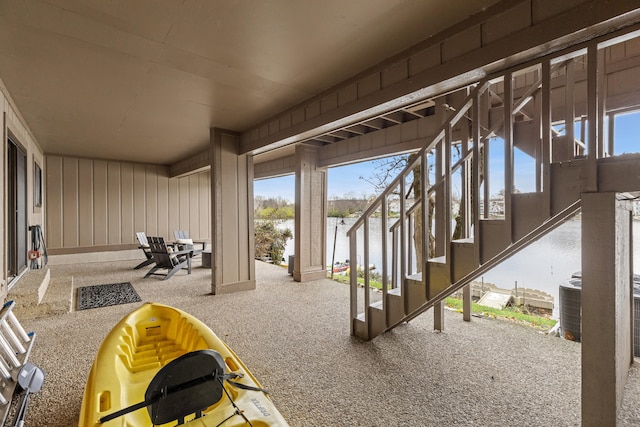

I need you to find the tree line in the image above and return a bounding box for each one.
[254,195,373,219]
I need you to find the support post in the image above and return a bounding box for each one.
[210,128,256,294]
[434,300,444,331]
[586,44,599,192]
[581,192,633,426]
[293,145,328,282]
[463,284,471,322]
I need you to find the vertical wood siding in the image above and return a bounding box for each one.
[93,160,108,245]
[62,158,80,247]
[45,155,212,249]
[78,159,93,247]
[46,156,64,248]
[107,162,121,245]
[120,163,134,244]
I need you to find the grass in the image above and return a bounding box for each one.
[329,272,557,332]
[444,297,557,331]
[330,273,384,289]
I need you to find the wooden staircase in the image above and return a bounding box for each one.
[399,199,581,330]
[348,36,640,340]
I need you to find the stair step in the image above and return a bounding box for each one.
[480,220,510,263]
[406,273,421,284]
[383,288,404,328]
[8,269,49,313]
[427,259,450,299]
[368,305,386,338]
[406,273,427,313]
[40,277,74,316]
[9,269,73,320]
[453,238,474,244]
[512,192,546,241]
[452,239,478,282]
[383,287,400,299]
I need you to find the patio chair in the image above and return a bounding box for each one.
[144,237,193,280]
[134,232,155,270]
[173,230,206,256]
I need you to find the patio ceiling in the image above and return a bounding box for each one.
[0,0,500,165]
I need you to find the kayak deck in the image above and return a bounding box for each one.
[79,302,289,427]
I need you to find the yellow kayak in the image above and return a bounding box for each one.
[78,302,290,426]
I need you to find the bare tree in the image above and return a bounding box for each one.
[363,154,434,270]
[359,155,408,193]
[365,148,484,271]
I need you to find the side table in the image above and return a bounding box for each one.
[202,250,212,268]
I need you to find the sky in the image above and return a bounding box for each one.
[254,160,382,201]
[253,110,640,203]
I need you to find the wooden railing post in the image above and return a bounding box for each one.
[541,59,552,217]
[586,43,599,192]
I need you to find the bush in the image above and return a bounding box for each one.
[254,221,292,264]
[327,209,350,218]
[255,206,294,220]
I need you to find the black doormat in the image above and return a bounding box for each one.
[76,282,141,310]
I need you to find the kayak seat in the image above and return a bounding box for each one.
[145,350,227,425]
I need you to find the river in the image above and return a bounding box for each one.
[279,217,640,318]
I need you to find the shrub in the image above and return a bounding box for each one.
[254,221,292,264]
[255,206,294,220]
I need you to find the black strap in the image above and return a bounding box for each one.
[100,399,150,424]
[227,379,269,394]
[99,373,217,423]
[99,372,268,424]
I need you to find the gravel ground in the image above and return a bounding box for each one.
[11,260,640,426]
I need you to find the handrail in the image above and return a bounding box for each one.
[347,83,487,237]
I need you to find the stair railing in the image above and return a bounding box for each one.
[348,31,623,339]
[348,83,488,338]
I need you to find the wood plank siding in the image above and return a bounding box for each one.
[45,155,211,251]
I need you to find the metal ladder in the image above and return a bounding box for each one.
[0,301,36,424]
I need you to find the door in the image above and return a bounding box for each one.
[7,136,27,283]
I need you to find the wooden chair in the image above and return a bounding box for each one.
[134,232,155,270]
[172,230,206,257]
[144,237,193,280]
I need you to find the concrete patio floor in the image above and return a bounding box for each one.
[11,259,640,426]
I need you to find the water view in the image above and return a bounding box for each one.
[280,217,640,319]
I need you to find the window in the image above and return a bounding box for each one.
[34,161,42,208]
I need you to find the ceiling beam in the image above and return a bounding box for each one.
[381,111,405,124]
[239,1,640,155]
[362,118,386,130]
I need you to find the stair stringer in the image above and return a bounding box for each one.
[390,199,582,333]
